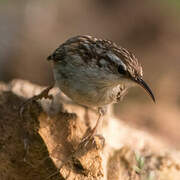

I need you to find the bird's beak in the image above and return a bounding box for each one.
[134,78,156,103]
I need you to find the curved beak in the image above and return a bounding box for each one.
[134,78,156,103]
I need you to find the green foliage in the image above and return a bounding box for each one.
[134,152,156,180]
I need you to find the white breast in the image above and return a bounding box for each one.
[53,69,121,107]
[52,56,125,107]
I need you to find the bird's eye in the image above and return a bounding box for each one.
[118,65,126,74]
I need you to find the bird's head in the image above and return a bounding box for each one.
[110,47,155,103]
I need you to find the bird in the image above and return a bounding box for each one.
[47,35,155,141]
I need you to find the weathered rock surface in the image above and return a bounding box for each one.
[0,79,180,180]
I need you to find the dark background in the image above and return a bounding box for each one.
[0,0,180,148]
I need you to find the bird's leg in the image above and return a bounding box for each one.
[81,106,107,145]
[19,85,54,161]
[91,106,107,135]
[19,85,54,117]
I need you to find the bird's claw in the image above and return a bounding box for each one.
[80,128,105,148]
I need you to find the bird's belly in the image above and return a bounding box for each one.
[57,81,114,107]
[54,76,115,107]
[53,66,121,107]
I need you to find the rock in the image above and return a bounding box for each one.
[0,79,180,180]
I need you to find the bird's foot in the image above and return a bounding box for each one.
[81,127,96,145]
[19,85,54,162]
[19,85,54,120]
[80,128,105,148]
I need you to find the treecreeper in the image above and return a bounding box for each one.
[47,35,155,143]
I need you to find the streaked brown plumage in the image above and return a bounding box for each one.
[48,35,143,78]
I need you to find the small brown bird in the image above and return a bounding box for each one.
[47,35,155,140]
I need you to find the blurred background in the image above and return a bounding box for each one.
[0,0,180,148]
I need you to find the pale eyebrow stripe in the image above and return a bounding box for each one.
[106,52,127,70]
